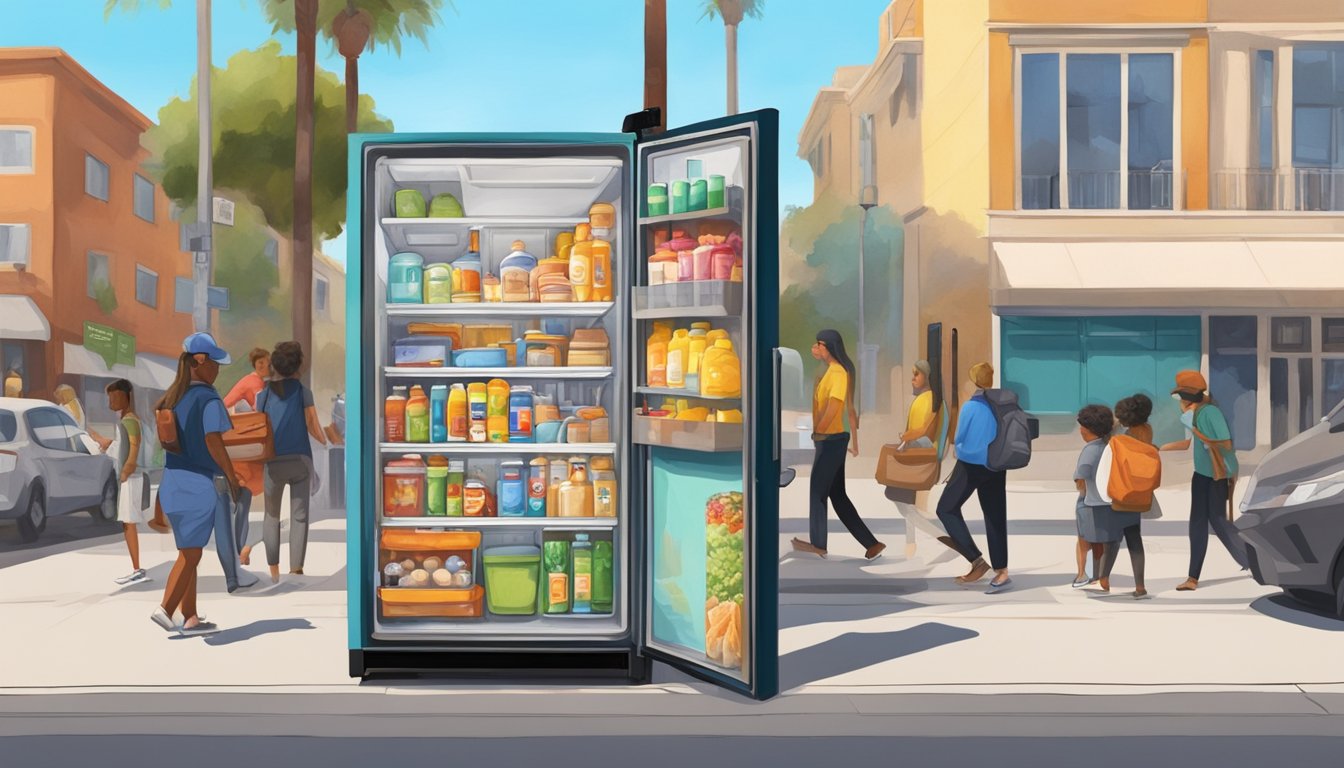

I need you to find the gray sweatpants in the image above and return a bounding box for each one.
[264,455,311,571]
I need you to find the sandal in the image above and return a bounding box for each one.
[1176,579,1198,592]
[955,559,990,585]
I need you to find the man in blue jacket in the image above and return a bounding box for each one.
[936,362,1011,592]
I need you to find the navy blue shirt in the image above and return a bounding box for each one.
[258,379,314,458]
[165,382,232,477]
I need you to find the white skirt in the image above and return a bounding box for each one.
[117,474,152,524]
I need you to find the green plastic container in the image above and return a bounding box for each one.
[483,545,542,615]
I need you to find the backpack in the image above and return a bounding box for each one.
[1096,434,1162,513]
[981,389,1032,472]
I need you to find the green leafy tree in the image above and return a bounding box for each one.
[700,0,763,115]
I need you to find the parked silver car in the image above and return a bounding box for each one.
[0,398,118,543]
[1237,398,1344,616]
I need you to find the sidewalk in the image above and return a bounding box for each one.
[2,479,1342,699]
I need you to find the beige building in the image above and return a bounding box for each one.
[800,0,1344,454]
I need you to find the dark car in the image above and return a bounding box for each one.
[1237,399,1344,616]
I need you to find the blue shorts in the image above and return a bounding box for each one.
[160,468,216,549]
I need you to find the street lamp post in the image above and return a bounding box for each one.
[192,0,213,333]
[858,184,877,414]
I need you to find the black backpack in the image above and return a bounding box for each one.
[981,388,1034,472]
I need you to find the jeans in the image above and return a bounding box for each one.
[233,488,255,554]
[935,460,1009,570]
[808,435,878,552]
[1189,473,1248,580]
[211,477,256,591]
[264,455,312,570]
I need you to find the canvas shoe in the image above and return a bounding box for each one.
[115,569,149,586]
[150,607,176,632]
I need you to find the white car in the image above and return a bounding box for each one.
[0,398,117,543]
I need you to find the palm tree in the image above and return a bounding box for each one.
[700,0,763,115]
[325,0,447,133]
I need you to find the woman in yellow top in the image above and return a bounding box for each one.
[792,330,886,560]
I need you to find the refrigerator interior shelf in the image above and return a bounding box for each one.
[630,414,744,453]
[632,280,744,319]
[380,516,619,529]
[635,387,742,402]
[386,302,615,318]
[371,613,623,640]
[638,200,742,226]
[380,442,619,455]
[384,366,614,380]
[382,216,590,228]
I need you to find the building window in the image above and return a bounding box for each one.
[174,277,194,314]
[0,127,35,174]
[133,174,155,222]
[1322,318,1344,353]
[1271,317,1311,353]
[135,265,158,308]
[315,275,330,314]
[808,135,827,179]
[859,113,876,191]
[0,224,30,266]
[1018,51,1176,210]
[1292,44,1344,210]
[87,252,111,299]
[85,154,110,201]
[1254,51,1275,170]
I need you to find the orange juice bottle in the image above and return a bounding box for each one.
[384,386,408,443]
[569,223,594,302]
[591,235,612,303]
[666,329,690,389]
[646,321,672,388]
[486,378,510,443]
[447,383,468,442]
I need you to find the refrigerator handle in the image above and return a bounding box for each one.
[772,348,782,463]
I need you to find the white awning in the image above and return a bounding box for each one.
[0,295,50,341]
[62,343,178,391]
[992,240,1344,310]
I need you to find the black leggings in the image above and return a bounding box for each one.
[1099,524,1145,587]
[1189,473,1247,579]
[808,435,878,552]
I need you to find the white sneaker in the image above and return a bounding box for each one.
[116,569,149,586]
[150,607,176,632]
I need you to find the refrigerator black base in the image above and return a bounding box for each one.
[351,649,653,686]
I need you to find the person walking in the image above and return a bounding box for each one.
[224,348,271,567]
[935,363,1011,592]
[102,379,152,586]
[884,359,955,559]
[791,330,885,561]
[1097,394,1152,598]
[257,341,327,582]
[1072,404,1133,594]
[150,333,237,636]
[1160,371,1247,591]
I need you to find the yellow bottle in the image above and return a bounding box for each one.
[570,223,594,302]
[646,321,673,388]
[555,231,575,261]
[666,329,691,389]
[686,326,711,392]
[591,235,612,303]
[591,457,618,518]
[486,378,510,443]
[558,465,594,518]
[701,339,742,398]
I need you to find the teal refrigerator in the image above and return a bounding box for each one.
[345,111,781,699]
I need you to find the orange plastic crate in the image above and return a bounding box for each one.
[379,585,484,618]
[380,530,481,552]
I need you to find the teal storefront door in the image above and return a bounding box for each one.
[1001,315,1201,445]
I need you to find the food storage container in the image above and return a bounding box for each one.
[422,264,453,304]
[387,252,425,304]
[647,183,669,217]
[483,545,542,615]
[393,189,426,218]
[670,179,690,214]
[453,347,508,368]
[383,457,427,517]
[393,336,451,368]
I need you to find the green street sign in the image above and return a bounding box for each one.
[84,321,136,370]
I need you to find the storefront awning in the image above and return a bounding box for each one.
[991,240,1344,311]
[62,343,178,391]
[0,295,50,341]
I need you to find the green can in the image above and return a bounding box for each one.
[592,539,613,614]
[708,175,726,209]
[647,183,669,217]
[425,465,447,516]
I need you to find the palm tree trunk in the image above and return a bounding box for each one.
[293,0,317,381]
[344,55,359,134]
[725,22,738,115]
[644,0,667,132]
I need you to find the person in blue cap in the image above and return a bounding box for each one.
[150,333,241,636]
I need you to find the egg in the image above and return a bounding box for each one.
[383,562,405,578]
[445,556,465,573]
[400,559,417,572]
[397,575,414,587]
[423,557,443,572]
[432,568,453,587]
[411,569,430,587]
[452,569,472,588]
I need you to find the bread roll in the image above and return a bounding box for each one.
[411,568,430,587]
[423,556,443,572]
[400,558,417,572]
[432,568,453,587]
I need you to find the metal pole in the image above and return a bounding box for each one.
[193,0,212,333]
[857,205,866,415]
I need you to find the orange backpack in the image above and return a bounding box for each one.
[1105,433,1162,512]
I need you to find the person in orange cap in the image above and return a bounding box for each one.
[1159,370,1248,591]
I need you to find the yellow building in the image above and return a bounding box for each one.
[801,0,1344,453]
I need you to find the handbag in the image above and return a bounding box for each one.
[876,444,940,490]
[222,411,275,462]
[155,408,180,454]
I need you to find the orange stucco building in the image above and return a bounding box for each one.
[0,48,192,421]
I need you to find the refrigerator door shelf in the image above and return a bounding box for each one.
[386,302,615,318]
[379,442,619,455]
[631,414,744,453]
[380,516,619,529]
[638,196,743,226]
[635,386,741,403]
[381,217,590,253]
[632,281,744,320]
[384,366,614,381]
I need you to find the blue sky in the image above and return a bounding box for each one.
[0,0,892,264]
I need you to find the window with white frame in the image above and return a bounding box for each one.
[0,224,30,266]
[85,154,109,201]
[0,128,35,173]
[859,113,876,191]
[133,174,155,222]
[174,277,193,314]
[1018,50,1178,210]
[315,274,330,314]
[135,265,158,308]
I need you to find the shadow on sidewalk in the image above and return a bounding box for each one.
[174,618,319,646]
[1251,594,1344,631]
[779,622,979,690]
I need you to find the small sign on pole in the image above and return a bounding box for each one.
[213,197,235,227]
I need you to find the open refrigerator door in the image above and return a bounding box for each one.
[631,111,780,700]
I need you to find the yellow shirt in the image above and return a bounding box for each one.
[813,363,849,435]
[905,390,935,441]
